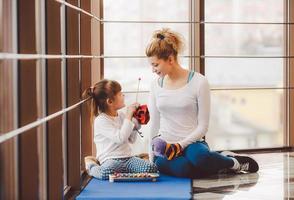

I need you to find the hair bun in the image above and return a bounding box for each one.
[156,33,165,40]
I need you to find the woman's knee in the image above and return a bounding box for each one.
[185,143,211,166]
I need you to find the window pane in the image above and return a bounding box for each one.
[207,89,285,150]
[104,0,189,21]
[205,24,284,56]
[205,0,284,22]
[104,58,190,91]
[205,58,284,88]
[104,23,189,56]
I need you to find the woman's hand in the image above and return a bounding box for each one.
[152,137,183,160]
[126,103,140,120]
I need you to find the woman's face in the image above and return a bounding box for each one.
[149,56,172,77]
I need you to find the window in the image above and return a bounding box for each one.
[205,0,286,150]
[103,0,289,152]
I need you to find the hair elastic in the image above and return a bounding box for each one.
[157,33,165,40]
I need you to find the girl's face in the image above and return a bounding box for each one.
[149,56,173,77]
[112,91,125,110]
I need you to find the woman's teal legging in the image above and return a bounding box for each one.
[154,141,234,178]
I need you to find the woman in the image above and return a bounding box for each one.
[146,28,259,178]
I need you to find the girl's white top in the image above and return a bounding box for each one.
[94,111,140,163]
[148,72,210,162]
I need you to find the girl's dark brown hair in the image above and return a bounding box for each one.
[82,79,122,117]
[145,28,184,60]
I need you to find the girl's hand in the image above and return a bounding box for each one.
[126,103,140,120]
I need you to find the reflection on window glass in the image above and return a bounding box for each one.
[207,90,285,150]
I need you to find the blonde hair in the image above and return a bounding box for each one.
[145,28,184,60]
[82,79,122,117]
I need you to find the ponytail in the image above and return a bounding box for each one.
[82,87,93,99]
[82,87,99,118]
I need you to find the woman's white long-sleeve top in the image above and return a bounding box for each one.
[148,72,210,162]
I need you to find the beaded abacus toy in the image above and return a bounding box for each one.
[109,172,159,182]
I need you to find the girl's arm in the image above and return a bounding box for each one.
[132,117,141,130]
[128,131,138,144]
[119,112,140,143]
[148,81,161,162]
[128,131,137,144]
[178,77,210,149]
[128,118,140,143]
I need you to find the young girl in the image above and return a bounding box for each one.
[83,79,157,180]
[146,28,259,178]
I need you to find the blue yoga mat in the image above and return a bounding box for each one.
[76,174,192,200]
